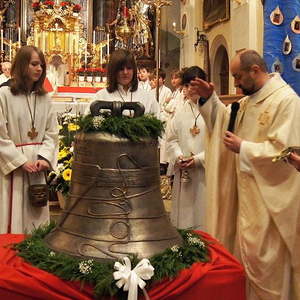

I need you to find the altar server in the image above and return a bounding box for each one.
[166,66,206,230]
[87,49,159,117]
[0,46,59,234]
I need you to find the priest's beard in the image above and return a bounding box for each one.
[239,82,260,96]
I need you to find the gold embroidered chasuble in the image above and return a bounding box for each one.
[200,73,300,300]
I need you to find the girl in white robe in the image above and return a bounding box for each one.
[87,49,159,118]
[166,66,207,230]
[167,99,206,230]
[0,46,59,234]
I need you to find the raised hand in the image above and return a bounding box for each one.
[190,78,215,99]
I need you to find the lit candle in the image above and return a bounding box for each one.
[0,29,3,52]
[107,33,110,57]
[172,22,176,30]
[9,40,12,62]
[18,27,21,46]
[93,30,96,44]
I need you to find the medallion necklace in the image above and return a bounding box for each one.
[189,102,201,136]
[117,88,133,116]
[25,94,38,139]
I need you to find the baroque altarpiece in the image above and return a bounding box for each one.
[0,0,155,86]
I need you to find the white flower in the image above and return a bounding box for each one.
[171,245,179,252]
[92,115,105,129]
[57,163,64,171]
[78,259,94,275]
[188,236,206,249]
[49,251,56,257]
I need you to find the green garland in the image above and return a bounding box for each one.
[77,113,164,142]
[14,223,210,299]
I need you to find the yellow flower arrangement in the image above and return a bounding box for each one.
[48,110,79,195]
[62,168,72,181]
[68,123,80,131]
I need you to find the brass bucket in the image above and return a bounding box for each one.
[45,102,182,261]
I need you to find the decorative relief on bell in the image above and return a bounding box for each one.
[291,16,300,34]
[270,6,284,26]
[282,35,292,55]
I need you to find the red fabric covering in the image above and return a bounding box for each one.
[57,86,102,93]
[0,231,246,300]
[43,77,54,93]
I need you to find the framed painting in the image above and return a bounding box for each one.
[203,0,230,30]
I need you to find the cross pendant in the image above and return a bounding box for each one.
[28,127,38,140]
[190,125,200,136]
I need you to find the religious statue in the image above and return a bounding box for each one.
[131,0,153,57]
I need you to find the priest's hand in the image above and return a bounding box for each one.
[190,78,215,99]
[288,152,300,172]
[35,160,50,172]
[22,161,38,173]
[223,131,242,153]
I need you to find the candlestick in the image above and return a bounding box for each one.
[0,29,3,53]
[9,40,12,62]
[18,27,21,46]
[69,33,72,54]
[93,30,96,45]
[84,43,87,69]
[100,46,103,66]
[107,33,110,57]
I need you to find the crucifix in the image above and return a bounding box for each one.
[28,127,38,139]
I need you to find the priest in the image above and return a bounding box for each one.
[189,49,300,300]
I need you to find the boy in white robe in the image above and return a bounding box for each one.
[138,65,152,91]
[149,69,172,173]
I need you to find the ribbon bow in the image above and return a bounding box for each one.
[113,256,154,300]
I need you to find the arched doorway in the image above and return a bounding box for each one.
[213,45,229,95]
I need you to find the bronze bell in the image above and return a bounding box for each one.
[44,101,182,261]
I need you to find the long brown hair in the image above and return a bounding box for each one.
[107,49,138,93]
[10,46,47,95]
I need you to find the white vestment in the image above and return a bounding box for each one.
[151,85,172,163]
[200,73,300,300]
[87,85,159,118]
[0,87,59,234]
[167,100,206,230]
[0,73,10,85]
[138,80,151,91]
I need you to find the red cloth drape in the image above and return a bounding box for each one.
[0,231,246,300]
[57,86,102,93]
[43,77,54,93]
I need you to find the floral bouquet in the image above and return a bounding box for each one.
[48,109,80,196]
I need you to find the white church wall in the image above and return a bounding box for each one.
[180,0,264,94]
